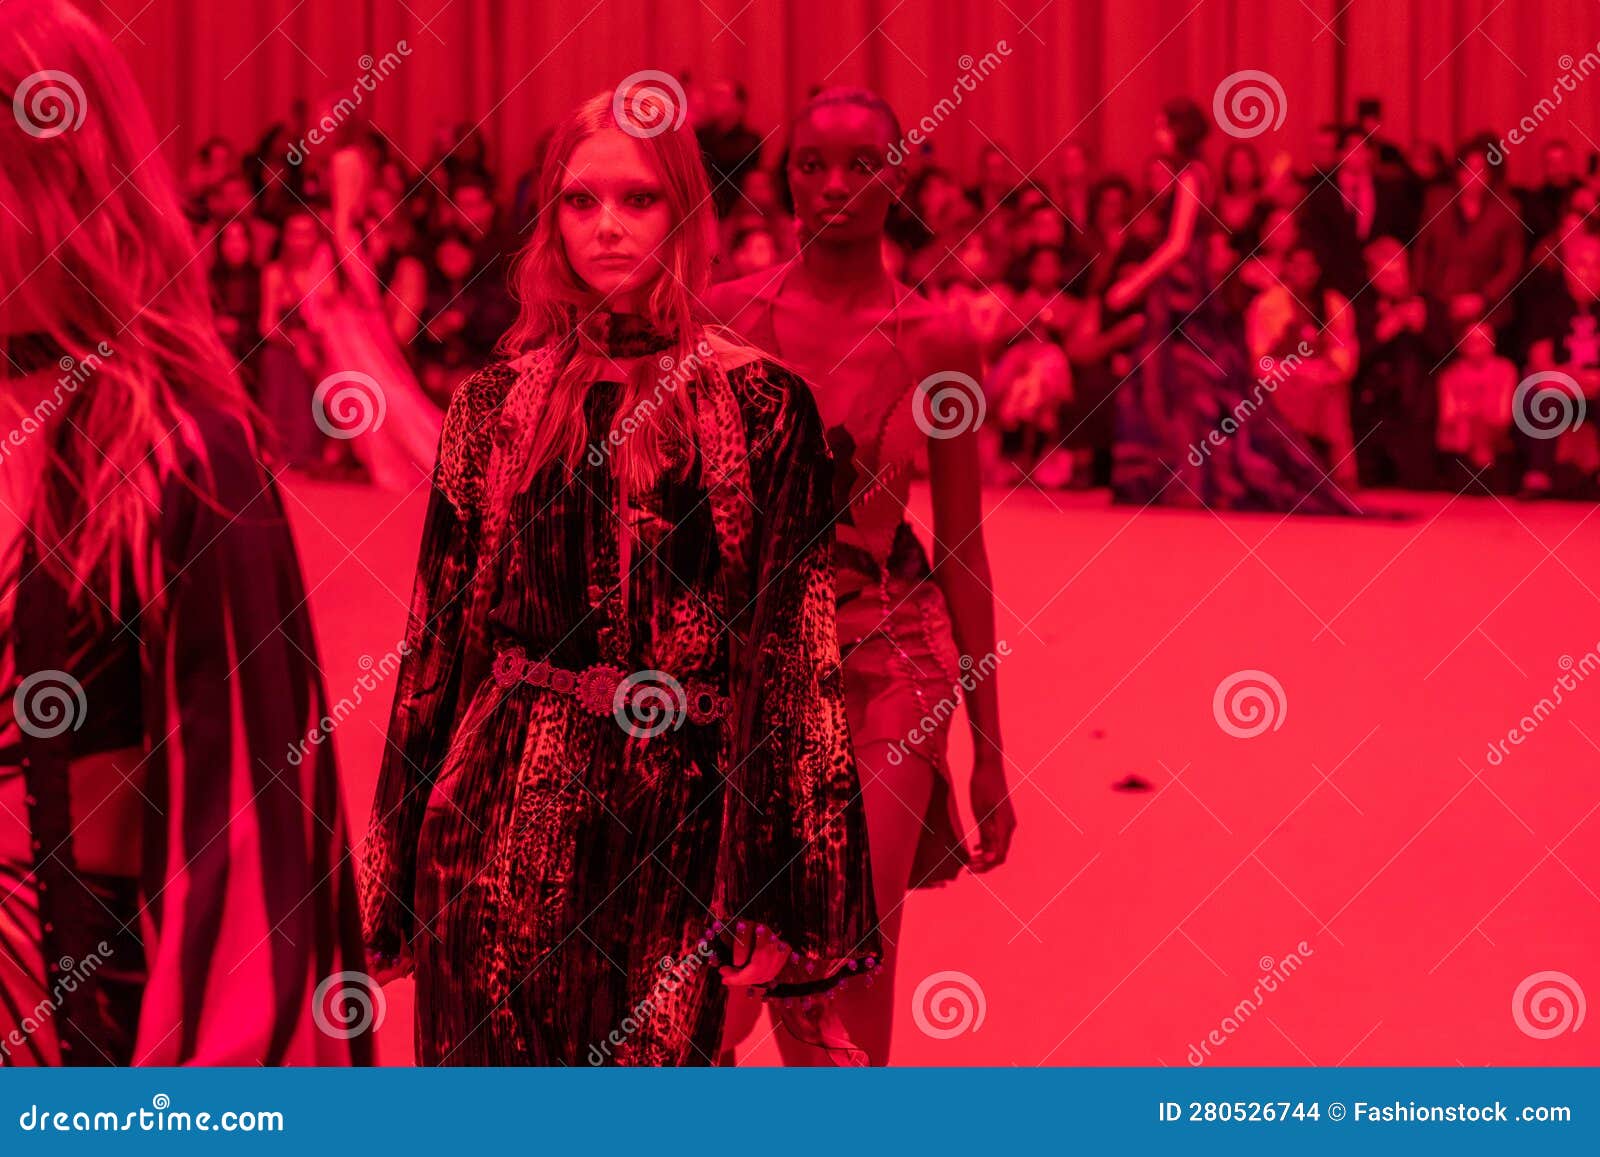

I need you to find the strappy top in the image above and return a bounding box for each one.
[728,264,933,590]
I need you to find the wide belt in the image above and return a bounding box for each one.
[491,646,732,733]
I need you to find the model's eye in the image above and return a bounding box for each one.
[795,157,821,176]
[627,192,659,210]
[564,191,595,209]
[852,155,881,174]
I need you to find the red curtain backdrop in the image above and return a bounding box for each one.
[107,0,1600,187]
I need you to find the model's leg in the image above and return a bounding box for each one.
[774,736,934,1066]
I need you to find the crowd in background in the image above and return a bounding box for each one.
[184,81,1600,498]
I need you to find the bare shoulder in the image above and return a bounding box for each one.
[702,265,788,329]
[895,289,981,374]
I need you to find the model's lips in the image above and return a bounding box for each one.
[591,253,636,265]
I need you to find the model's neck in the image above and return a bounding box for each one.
[794,241,894,303]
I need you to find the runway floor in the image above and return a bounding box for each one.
[282,473,1600,1065]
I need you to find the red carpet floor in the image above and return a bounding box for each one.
[281,474,1600,1066]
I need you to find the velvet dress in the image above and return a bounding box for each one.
[360,327,882,1065]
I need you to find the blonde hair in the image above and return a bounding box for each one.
[0,0,257,604]
[497,90,717,494]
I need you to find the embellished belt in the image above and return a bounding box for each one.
[491,646,733,734]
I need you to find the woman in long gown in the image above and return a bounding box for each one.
[304,138,443,491]
[0,0,369,1065]
[359,90,881,1065]
[1106,98,1362,513]
[708,87,1017,1065]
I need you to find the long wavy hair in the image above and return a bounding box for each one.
[0,0,257,605]
[497,89,717,494]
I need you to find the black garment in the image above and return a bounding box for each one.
[697,122,763,217]
[1301,173,1413,295]
[1518,180,1580,251]
[1353,293,1450,489]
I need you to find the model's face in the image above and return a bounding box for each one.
[787,104,902,243]
[558,129,673,307]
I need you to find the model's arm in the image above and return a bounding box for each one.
[1105,166,1204,312]
[920,313,1016,871]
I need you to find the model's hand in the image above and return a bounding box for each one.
[969,756,1016,871]
[717,924,791,988]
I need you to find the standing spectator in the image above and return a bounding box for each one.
[1053,139,1094,237]
[967,145,1019,217]
[208,220,262,380]
[1518,139,1582,250]
[695,79,763,217]
[1353,237,1448,489]
[1216,142,1266,254]
[1414,137,1524,335]
[1302,130,1411,295]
